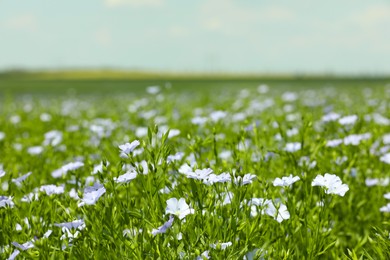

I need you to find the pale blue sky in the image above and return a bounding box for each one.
[0,0,389,74]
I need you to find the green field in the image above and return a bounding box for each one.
[1,72,390,259]
[1,71,389,95]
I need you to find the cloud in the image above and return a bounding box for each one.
[104,0,163,7]
[349,4,390,28]
[3,14,38,32]
[168,26,189,37]
[95,28,113,47]
[200,1,296,35]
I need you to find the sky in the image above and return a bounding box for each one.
[0,0,389,74]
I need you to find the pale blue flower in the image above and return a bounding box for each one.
[114,171,137,183]
[210,241,232,250]
[11,240,34,251]
[151,215,174,236]
[0,196,14,208]
[380,153,390,164]
[52,161,84,178]
[119,140,140,156]
[234,174,256,185]
[165,198,194,220]
[249,198,290,223]
[78,183,106,207]
[273,175,300,187]
[284,142,301,152]
[54,219,85,230]
[312,174,349,196]
[338,115,358,125]
[12,172,32,187]
[39,184,65,195]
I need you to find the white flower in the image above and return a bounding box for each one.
[40,113,52,122]
[84,176,95,186]
[244,248,261,260]
[232,112,247,122]
[185,168,213,180]
[365,177,389,187]
[191,116,208,125]
[196,250,210,260]
[123,228,143,238]
[21,191,39,203]
[209,111,227,122]
[234,174,256,185]
[9,115,21,125]
[151,215,174,236]
[219,150,232,160]
[298,156,317,169]
[43,130,63,146]
[384,193,390,199]
[281,91,297,102]
[63,161,84,172]
[119,140,140,155]
[365,178,379,187]
[52,161,84,178]
[0,196,14,208]
[135,127,148,137]
[164,129,180,138]
[60,227,80,242]
[15,223,22,231]
[210,241,232,250]
[372,113,390,125]
[338,115,358,125]
[267,202,290,223]
[326,139,343,147]
[43,229,53,239]
[11,240,34,251]
[39,185,65,195]
[165,198,194,220]
[380,203,390,212]
[135,160,149,174]
[343,133,371,146]
[7,249,20,260]
[380,153,390,164]
[78,183,106,207]
[114,171,137,183]
[146,86,160,94]
[258,84,269,93]
[54,219,85,230]
[92,161,107,175]
[219,192,233,206]
[178,164,193,174]
[284,142,301,152]
[13,143,22,151]
[0,132,5,141]
[12,172,32,187]
[322,112,340,122]
[286,128,299,137]
[203,172,231,185]
[69,188,80,200]
[0,170,5,178]
[273,175,300,187]
[249,198,290,223]
[167,152,184,163]
[383,134,390,145]
[57,221,84,246]
[312,174,349,196]
[27,146,44,155]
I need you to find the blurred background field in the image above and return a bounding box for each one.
[0,71,389,96]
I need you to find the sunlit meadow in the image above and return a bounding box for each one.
[1,79,390,259]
